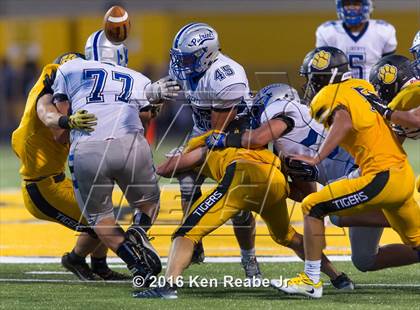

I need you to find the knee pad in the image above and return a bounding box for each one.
[351,253,376,272]
[231,211,253,226]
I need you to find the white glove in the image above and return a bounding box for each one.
[145,76,180,104]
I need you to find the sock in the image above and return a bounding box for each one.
[132,211,152,232]
[68,249,86,264]
[304,260,321,284]
[91,256,108,272]
[240,248,256,261]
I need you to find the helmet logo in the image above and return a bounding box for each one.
[188,31,215,47]
[311,50,331,70]
[60,53,78,65]
[378,64,397,84]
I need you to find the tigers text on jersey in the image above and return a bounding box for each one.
[170,53,250,135]
[316,20,397,80]
[12,64,70,179]
[310,79,407,176]
[259,98,354,184]
[52,58,151,144]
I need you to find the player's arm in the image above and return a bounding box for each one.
[211,105,237,131]
[156,147,207,178]
[291,107,352,165]
[206,118,288,149]
[389,107,420,128]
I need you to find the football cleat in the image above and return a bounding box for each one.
[331,272,355,291]
[133,284,178,299]
[92,268,132,281]
[126,226,162,275]
[271,272,323,298]
[190,241,205,264]
[241,256,262,279]
[61,253,102,281]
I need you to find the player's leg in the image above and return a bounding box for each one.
[178,171,206,264]
[22,177,104,280]
[114,132,162,275]
[135,164,239,299]
[72,139,158,281]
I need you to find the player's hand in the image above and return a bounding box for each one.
[68,110,97,132]
[145,76,181,104]
[284,157,319,181]
[289,154,319,166]
[43,69,57,95]
[206,132,227,149]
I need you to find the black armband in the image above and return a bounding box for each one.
[225,132,243,148]
[58,115,70,129]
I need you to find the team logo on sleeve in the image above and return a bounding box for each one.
[378,64,397,84]
[59,53,79,65]
[310,50,331,70]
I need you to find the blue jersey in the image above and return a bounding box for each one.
[53,58,151,144]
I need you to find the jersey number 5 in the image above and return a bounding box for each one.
[348,54,365,79]
[83,69,133,104]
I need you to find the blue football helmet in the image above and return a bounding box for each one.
[336,0,372,26]
[85,30,128,67]
[410,31,420,77]
[170,23,220,80]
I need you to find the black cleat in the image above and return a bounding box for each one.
[133,284,177,299]
[61,253,102,281]
[190,241,205,264]
[331,273,355,290]
[93,268,131,281]
[126,226,162,275]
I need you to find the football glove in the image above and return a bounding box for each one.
[206,132,227,148]
[283,157,319,182]
[42,69,57,95]
[58,110,97,132]
[364,92,393,121]
[145,76,180,104]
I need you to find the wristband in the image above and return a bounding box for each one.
[384,109,393,121]
[225,133,243,148]
[58,115,70,129]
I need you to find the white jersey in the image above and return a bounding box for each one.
[170,53,250,136]
[260,100,355,184]
[316,19,397,80]
[53,58,151,144]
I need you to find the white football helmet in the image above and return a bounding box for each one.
[250,83,300,128]
[170,23,220,80]
[85,30,128,67]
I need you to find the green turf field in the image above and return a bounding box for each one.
[0,262,419,309]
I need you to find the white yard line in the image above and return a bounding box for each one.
[0,278,418,288]
[0,255,352,264]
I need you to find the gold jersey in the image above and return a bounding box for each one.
[185,132,281,182]
[310,78,406,176]
[388,81,420,112]
[11,64,69,180]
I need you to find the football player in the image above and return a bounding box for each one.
[410,30,420,76]
[168,23,260,277]
[11,52,127,281]
[369,55,420,194]
[134,132,348,299]
[316,0,396,80]
[276,46,420,298]
[51,30,178,284]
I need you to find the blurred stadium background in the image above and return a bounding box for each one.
[0,0,419,259]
